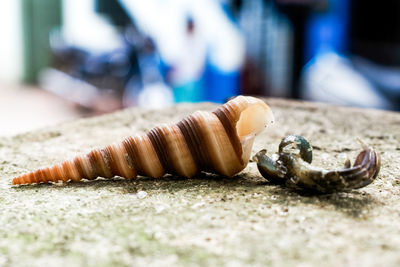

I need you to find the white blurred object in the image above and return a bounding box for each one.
[352,56,400,95]
[0,0,23,82]
[39,68,99,108]
[138,82,174,109]
[118,0,186,64]
[190,1,245,72]
[40,68,123,112]
[169,22,206,86]
[62,0,123,53]
[302,52,392,109]
[118,0,244,72]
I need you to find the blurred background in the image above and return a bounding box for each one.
[0,0,399,135]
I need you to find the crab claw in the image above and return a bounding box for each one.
[255,135,381,193]
[253,150,287,183]
[321,146,381,191]
[282,145,381,193]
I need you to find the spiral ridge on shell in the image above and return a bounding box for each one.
[12,96,274,185]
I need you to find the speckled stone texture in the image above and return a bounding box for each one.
[0,98,399,267]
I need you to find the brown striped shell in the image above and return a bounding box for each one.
[12,96,274,185]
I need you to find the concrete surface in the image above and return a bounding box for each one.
[0,98,399,267]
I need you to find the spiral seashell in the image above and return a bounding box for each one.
[12,96,274,185]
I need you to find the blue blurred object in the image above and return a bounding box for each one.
[304,0,350,63]
[173,80,203,103]
[301,0,400,110]
[204,64,240,103]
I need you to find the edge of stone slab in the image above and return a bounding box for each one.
[4,97,400,141]
[267,97,400,116]
[2,102,218,141]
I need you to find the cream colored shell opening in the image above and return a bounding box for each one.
[236,100,274,163]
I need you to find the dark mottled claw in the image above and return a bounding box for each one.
[254,135,381,193]
[278,135,313,164]
[252,150,286,183]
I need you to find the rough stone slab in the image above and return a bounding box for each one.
[0,98,399,267]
